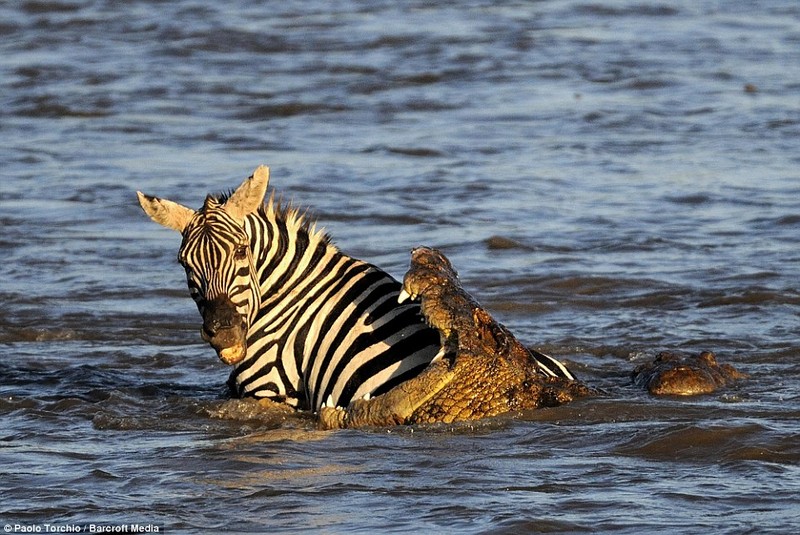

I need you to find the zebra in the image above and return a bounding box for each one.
[137,165,576,411]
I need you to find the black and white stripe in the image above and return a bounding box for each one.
[179,198,259,329]
[526,348,576,380]
[140,167,576,412]
[222,196,440,410]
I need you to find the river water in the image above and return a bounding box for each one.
[1,0,799,533]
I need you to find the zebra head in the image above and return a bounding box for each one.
[137,166,270,365]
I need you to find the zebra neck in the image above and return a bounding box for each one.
[246,203,343,317]
[237,204,372,405]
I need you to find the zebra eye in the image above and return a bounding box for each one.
[234,245,249,261]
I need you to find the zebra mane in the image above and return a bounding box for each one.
[213,188,333,247]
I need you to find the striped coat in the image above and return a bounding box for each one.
[137,165,575,412]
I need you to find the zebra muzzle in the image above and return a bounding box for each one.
[217,344,246,365]
[201,298,248,365]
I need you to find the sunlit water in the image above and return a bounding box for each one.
[1,1,799,533]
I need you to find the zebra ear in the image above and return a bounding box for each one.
[137,191,196,233]
[223,165,270,222]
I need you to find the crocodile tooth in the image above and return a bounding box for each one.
[431,347,446,363]
[362,392,371,401]
[324,395,334,408]
[398,289,412,303]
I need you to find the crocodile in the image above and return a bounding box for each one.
[319,247,748,428]
[632,350,748,396]
[318,247,593,429]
